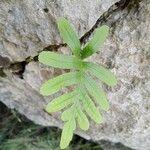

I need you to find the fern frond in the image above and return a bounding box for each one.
[38,18,117,149]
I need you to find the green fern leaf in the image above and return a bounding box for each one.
[61,108,73,121]
[40,72,78,96]
[60,118,76,149]
[58,18,81,57]
[39,51,82,69]
[81,25,109,59]
[84,74,109,111]
[85,62,117,86]
[79,88,103,123]
[76,106,89,130]
[46,90,77,113]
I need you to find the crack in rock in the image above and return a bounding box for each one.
[80,0,142,43]
[0,0,138,78]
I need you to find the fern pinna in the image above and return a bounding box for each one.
[38,18,117,149]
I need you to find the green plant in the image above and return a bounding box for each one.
[38,18,117,149]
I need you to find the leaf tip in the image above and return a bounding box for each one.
[60,141,68,150]
[81,126,89,131]
[57,17,69,29]
[97,115,104,124]
[60,136,70,149]
[58,17,67,22]
[102,100,110,111]
[103,105,110,112]
[39,86,49,96]
[110,77,118,87]
[38,51,48,64]
[97,25,109,37]
[45,104,53,113]
[38,51,44,61]
[102,25,109,30]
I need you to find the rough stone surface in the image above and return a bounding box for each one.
[0,0,150,150]
[0,0,119,62]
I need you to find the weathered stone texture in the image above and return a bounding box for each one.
[0,0,119,61]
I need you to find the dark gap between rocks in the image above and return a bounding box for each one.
[0,68,7,78]
[43,8,49,13]
[80,0,141,44]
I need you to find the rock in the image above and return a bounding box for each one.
[0,0,119,62]
[0,0,150,150]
